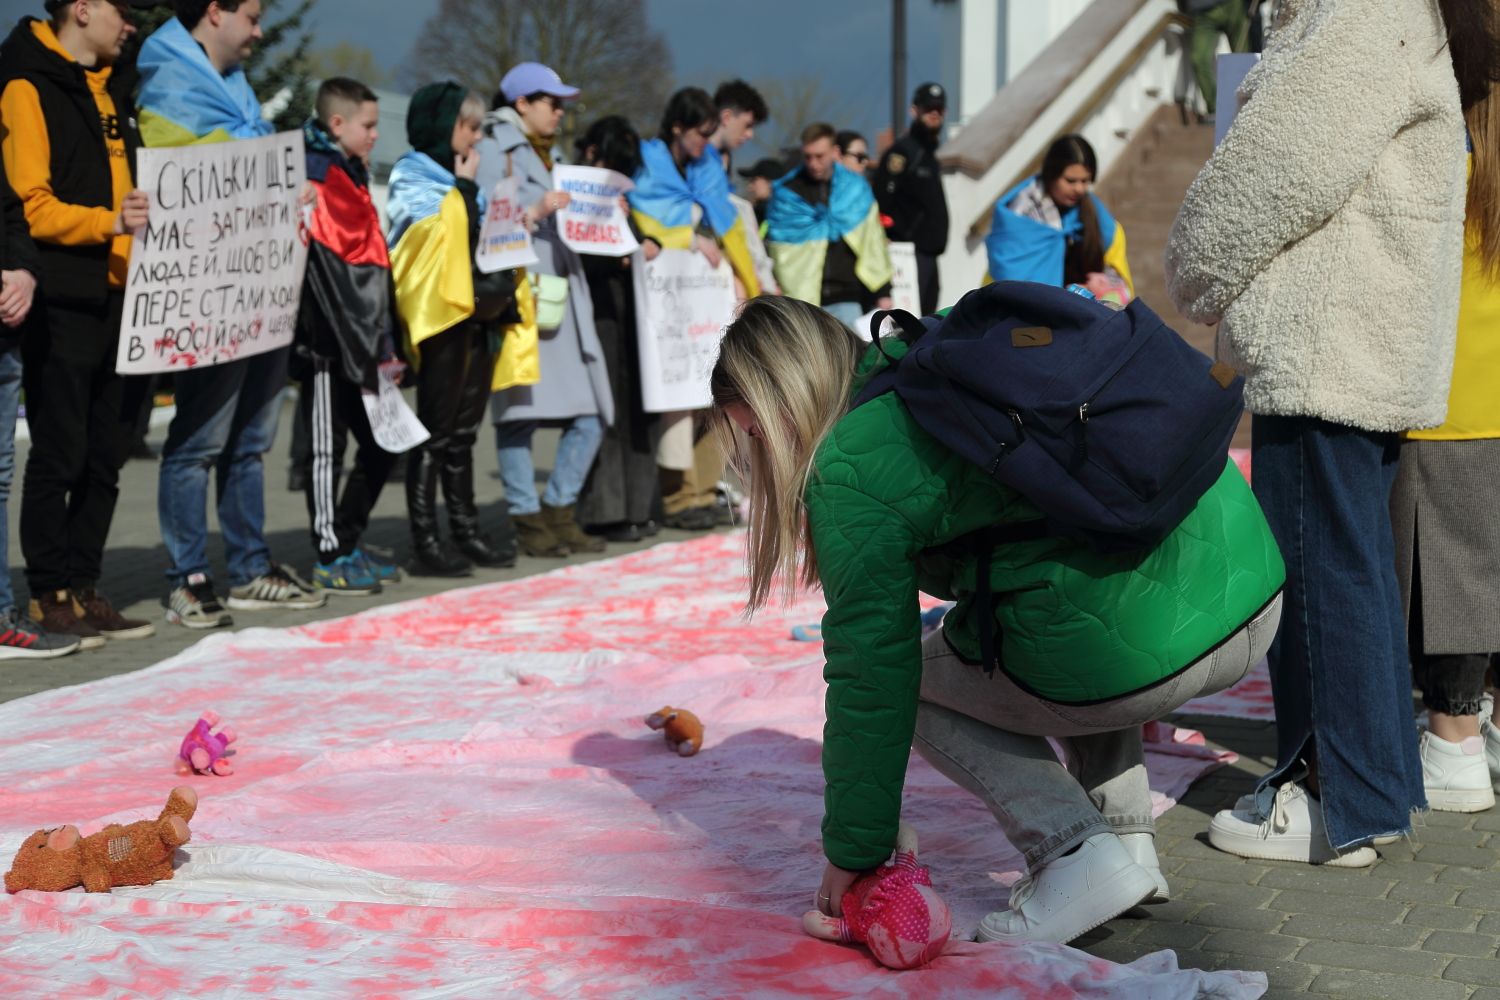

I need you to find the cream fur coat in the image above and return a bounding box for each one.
[1165,0,1467,432]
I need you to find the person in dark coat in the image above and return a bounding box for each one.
[573,115,661,541]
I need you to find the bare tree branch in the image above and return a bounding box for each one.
[401,0,673,148]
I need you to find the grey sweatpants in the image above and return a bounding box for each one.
[913,593,1282,871]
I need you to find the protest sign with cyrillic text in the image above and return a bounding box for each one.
[554,165,639,257]
[477,175,539,273]
[117,130,309,375]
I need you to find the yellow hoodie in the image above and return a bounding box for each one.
[0,20,132,287]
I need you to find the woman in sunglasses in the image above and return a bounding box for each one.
[479,62,616,562]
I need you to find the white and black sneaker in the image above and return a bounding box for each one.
[166,574,233,630]
[0,606,82,659]
[227,564,327,611]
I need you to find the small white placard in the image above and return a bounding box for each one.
[554,165,639,257]
[362,363,430,453]
[476,175,539,273]
[1215,53,1261,147]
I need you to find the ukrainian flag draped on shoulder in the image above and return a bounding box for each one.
[766,163,891,306]
[136,17,272,146]
[386,151,478,360]
[984,175,1132,291]
[628,139,759,296]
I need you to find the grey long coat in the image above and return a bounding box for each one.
[477,110,614,426]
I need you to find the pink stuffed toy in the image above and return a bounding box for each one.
[802,823,951,969]
[177,711,236,776]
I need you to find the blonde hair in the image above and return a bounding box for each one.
[709,297,865,612]
[459,92,487,128]
[1468,83,1500,278]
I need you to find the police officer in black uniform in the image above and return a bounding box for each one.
[874,82,950,315]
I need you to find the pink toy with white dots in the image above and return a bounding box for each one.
[802,823,952,969]
[176,710,237,776]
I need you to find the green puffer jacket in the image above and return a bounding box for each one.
[808,341,1285,870]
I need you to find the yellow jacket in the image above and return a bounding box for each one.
[0,20,132,287]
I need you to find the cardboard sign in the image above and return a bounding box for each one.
[632,248,736,412]
[362,362,429,453]
[887,241,921,315]
[117,130,309,375]
[554,165,639,257]
[476,175,539,273]
[1214,53,1261,147]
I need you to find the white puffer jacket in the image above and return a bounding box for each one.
[1165,0,1466,432]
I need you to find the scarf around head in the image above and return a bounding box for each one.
[628,138,739,237]
[407,81,467,173]
[136,16,272,140]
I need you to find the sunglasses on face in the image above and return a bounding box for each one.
[531,95,565,111]
[695,121,718,138]
[848,151,869,163]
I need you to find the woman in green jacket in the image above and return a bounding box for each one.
[710,296,1285,945]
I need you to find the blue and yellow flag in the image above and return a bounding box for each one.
[629,139,759,296]
[984,176,1133,291]
[765,163,891,306]
[136,17,272,146]
[386,152,536,389]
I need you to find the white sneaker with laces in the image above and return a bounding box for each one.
[227,564,327,611]
[1209,781,1376,866]
[1420,729,1495,813]
[1119,832,1169,903]
[1478,694,1500,794]
[974,833,1157,944]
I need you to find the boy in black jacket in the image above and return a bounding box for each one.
[294,77,402,593]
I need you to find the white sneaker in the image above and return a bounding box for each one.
[1421,729,1496,813]
[1119,832,1169,903]
[227,564,327,611]
[1209,781,1377,867]
[975,833,1158,944]
[1479,694,1500,793]
[1235,787,1404,847]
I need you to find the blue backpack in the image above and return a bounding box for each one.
[854,281,1244,553]
[854,282,1244,677]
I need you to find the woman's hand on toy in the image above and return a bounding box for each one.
[816,860,860,917]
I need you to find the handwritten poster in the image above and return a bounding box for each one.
[476,175,538,273]
[117,130,309,375]
[632,248,736,412]
[887,241,920,316]
[554,165,639,257]
[362,362,430,453]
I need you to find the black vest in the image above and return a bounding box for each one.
[0,18,141,307]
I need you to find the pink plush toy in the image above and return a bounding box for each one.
[177,711,236,776]
[802,823,951,969]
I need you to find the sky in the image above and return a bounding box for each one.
[0,0,947,154]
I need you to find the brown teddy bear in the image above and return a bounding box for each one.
[645,706,704,756]
[4,786,198,894]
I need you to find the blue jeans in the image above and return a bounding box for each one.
[496,416,604,516]
[823,300,864,331]
[0,341,20,615]
[1250,414,1423,848]
[158,347,289,587]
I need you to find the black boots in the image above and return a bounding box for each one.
[441,446,517,568]
[406,446,473,577]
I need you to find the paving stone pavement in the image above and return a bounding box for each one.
[6,399,1500,998]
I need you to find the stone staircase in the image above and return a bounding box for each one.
[1097,104,1252,449]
